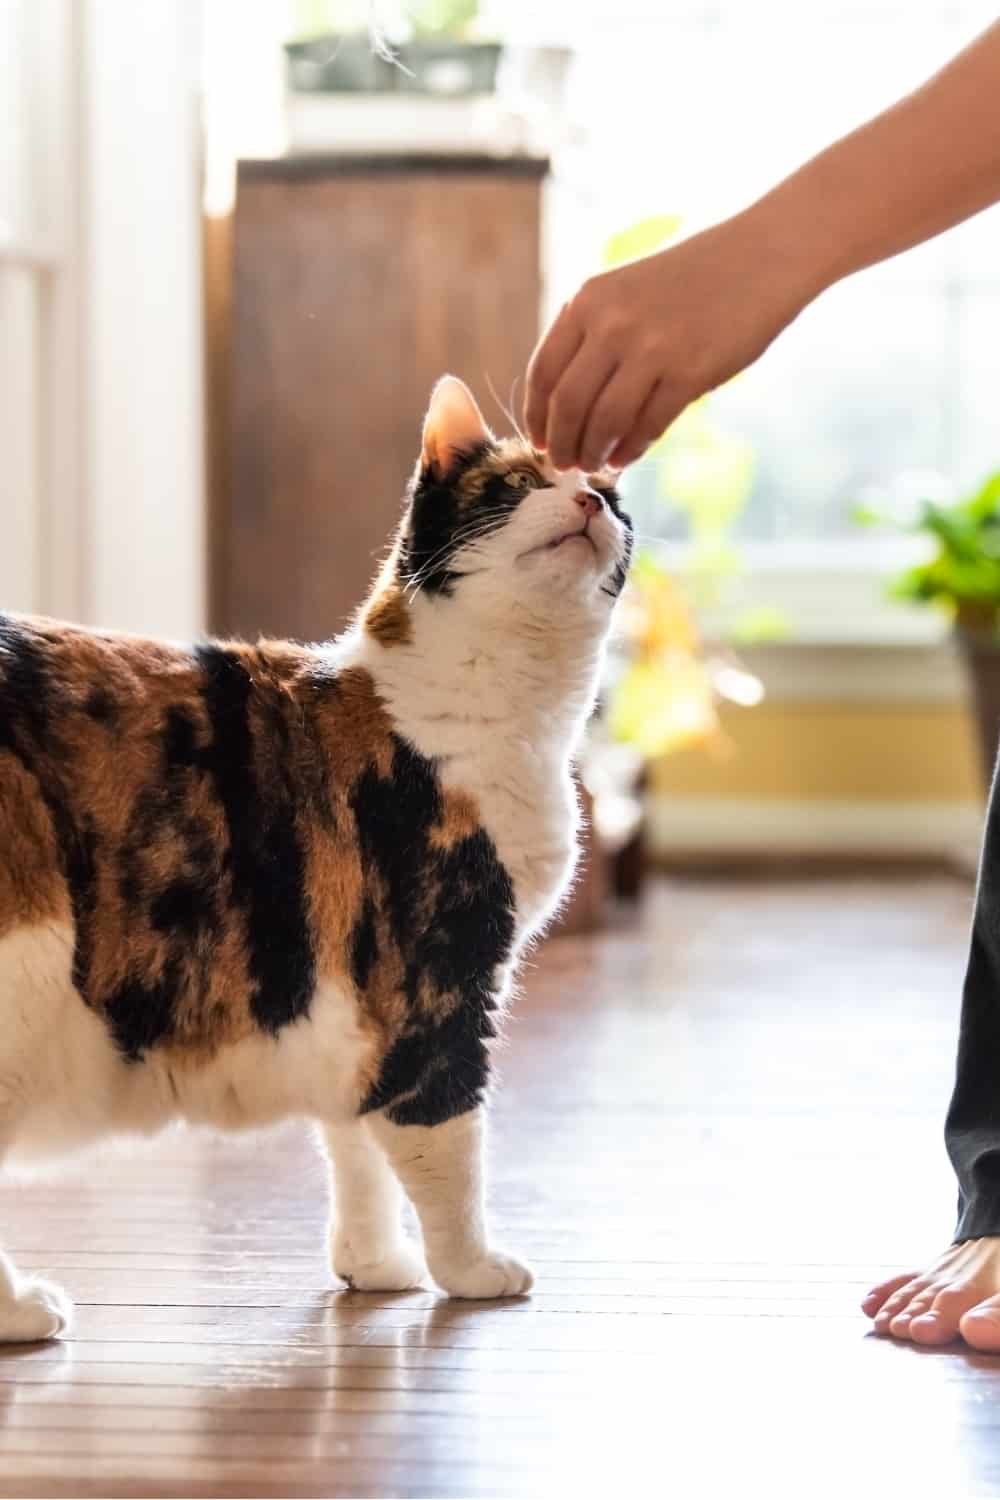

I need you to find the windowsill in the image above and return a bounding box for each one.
[655,540,967,704]
[661,539,946,645]
[733,640,967,704]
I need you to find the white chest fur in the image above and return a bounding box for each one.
[347,607,604,944]
[438,734,579,940]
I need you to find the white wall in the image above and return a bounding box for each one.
[83,0,205,637]
[0,0,69,616]
[1,0,206,639]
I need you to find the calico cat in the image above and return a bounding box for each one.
[0,376,632,1340]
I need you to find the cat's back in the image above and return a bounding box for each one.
[0,612,340,1058]
[0,612,201,935]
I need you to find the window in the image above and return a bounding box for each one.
[535,1,1000,542]
[489,0,1000,641]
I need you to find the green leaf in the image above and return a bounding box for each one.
[968,470,1000,521]
[408,0,479,36]
[291,0,368,36]
[879,470,1000,613]
[729,606,793,643]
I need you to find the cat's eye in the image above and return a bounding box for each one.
[505,469,539,492]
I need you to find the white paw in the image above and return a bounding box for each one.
[433,1250,535,1300]
[333,1236,427,1292]
[0,1277,73,1343]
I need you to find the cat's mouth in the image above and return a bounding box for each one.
[519,525,597,560]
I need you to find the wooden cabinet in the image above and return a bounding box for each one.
[216,153,548,642]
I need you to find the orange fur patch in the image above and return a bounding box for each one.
[363,584,412,647]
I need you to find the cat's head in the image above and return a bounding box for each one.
[366,377,633,646]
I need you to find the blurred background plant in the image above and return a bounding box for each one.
[854,468,1000,786]
[601,216,772,762]
[585,216,775,887]
[856,469,1000,635]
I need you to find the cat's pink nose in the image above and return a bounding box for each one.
[574,490,603,518]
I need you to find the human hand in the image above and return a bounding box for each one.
[524,213,813,473]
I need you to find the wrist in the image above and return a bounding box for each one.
[728,171,852,325]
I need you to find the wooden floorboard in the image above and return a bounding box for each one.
[2,872,995,1498]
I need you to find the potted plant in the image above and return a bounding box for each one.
[285,0,502,98]
[861,471,1000,785]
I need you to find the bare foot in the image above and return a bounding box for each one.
[862,1237,1000,1349]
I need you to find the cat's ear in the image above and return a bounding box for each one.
[420,376,493,477]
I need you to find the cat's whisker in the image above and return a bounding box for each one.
[402,518,509,598]
[405,516,508,581]
[484,371,531,452]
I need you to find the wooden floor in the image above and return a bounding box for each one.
[2,872,997,1498]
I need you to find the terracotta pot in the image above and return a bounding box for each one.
[957,628,1000,788]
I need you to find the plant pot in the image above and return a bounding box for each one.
[285,36,394,94]
[957,628,1000,788]
[396,40,502,96]
[285,35,501,98]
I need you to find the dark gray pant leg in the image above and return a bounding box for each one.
[947,774,1000,1241]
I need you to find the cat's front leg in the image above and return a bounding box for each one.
[369,1108,533,1299]
[0,1249,72,1343]
[323,1117,427,1291]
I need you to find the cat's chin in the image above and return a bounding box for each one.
[527,548,623,607]
[520,530,596,558]
[516,535,605,577]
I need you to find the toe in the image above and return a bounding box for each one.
[873,1277,930,1335]
[959,1295,1000,1352]
[888,1306,919,1338]
[888,1287,940,1338]
[908,1311,962,1346]
[862,1272,918,1318]
[909,1283,981,1346]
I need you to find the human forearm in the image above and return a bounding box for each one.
[749,19,1000,300]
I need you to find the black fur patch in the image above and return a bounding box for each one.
[350,894,378,991]
[163,705,201,768]
[0,615,55,751]
[364,998,496,1127]
[0,615,98,997]
[84,688,117,725]
[352,736,516,1126]
[594,483,633,599]
[194,644,315,1034]
[151,878,205,939]
[104,967,181,1060]
[399,443,532,596]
